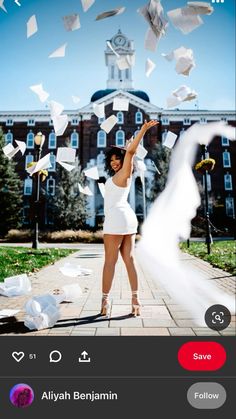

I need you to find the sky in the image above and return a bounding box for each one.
[0,0,235,111]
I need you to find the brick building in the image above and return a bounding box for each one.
[0,30,235,231]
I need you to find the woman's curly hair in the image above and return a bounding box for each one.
[104,147,126,176]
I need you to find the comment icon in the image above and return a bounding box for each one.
[49,350,62,363]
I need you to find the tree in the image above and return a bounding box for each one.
[49,159,87,230]
[0,128,23,237]
[148,141,171,201]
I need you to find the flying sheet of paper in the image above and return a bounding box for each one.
[58,161,75,171]
[81,0,95,13]
[107,40,120,57]
[63,14,81,31]
[167,85,197,107]
[166,94,181,108]
[138,0,168,39]
[136,144,148,159]
[49,43,67,58]
[0,0,7,13]
[27,153,52,175]
[84,166,99,180]
[136,122,236,325]
[144,28,159,52]
[0,309,20,318]
[93,102,105,118]
[72,95,81,104]
[2,140,26,159]
[27,15,38,38]
[0,274,31,297]
[78,183,93,196]
[185,2,214,15]
[167,7,203,34]
[49,100,64,117]
[113,97,129,111]
[116,55,135,70]
[162,131,178,149]
[52,114,69,136]
[100,115,118,134]
[162,46,195,76]
[56,147,76,163]
[15,0,21,6]
[30,83,49,103]
[145,58,156,77]
[2,143,15,159]
[98,182,105,198]
[95,7,126,21]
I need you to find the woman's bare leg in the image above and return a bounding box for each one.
[102,234,124,294]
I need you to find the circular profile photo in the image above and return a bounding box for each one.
[9,383,34,408]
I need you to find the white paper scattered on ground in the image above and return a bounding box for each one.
[72,95,81,104]
[0,309,20,318]
[0,0,7,13]
[93,102,105,118]
[26,153,52,175]
[113,97,129,111]
[116,55,135,70]
[30,83,49,103]
[98,182,105,198]
[167,7,203,34]
[0,274,31,297]
[106,40,120,57]
[24,294,60,330]
[100,115,118,133]
[83,166,99,180]
[136,122,236,325]
[53,284,83,303]
[81,0,95,13]
[59,263,93,277]
[27,15,38,38]
[95,7,126,21]
[145,58,156,77]
[49,43,67,58]
[162,131,178,149]
[162,46,195,76]
[63,14,81,31]
[78,183,93,196]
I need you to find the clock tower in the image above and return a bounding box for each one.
[105,30,135,90]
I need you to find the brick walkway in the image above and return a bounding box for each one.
[0,244,235,336]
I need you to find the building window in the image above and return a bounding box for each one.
[24,178,33,195]
[134,130,143,146]
[162,117,169,125]
[48,153,56,171]
[117,112,124,124]
[97,151,105,164]
[71,118,78,125]
[135,111,143,124]
[116,130,125,147]
[26,132,34,149]
[27,119,35,126]
[111,65,115,79]
[200,117,207,124]
[223,151,231,168]
[98,116,105,123]
[225,197,235,217]
[221,136,229,146]
[97,130,106,148]
[221,117,227,122]
[6,119,13,126]
[25,154,34,170]
[125,69,129,79]
[184,118,191,125]
[47,177,55,196]
[48,132,56,149]
[5,131,13,144]
[224,174,233,190]
[70,130,79,148]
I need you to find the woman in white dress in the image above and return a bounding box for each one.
[101,120,158,316]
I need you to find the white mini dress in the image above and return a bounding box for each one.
[103,177,138,235]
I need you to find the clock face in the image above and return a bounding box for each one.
[114,35,126,47]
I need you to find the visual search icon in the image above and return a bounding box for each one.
[205,304,231,331]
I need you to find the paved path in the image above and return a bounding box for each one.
[0,244,235,336]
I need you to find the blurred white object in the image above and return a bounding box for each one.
[0,309,20,318]
[0,274,31,297]
[59,263,92,277]
[24,294,60,330]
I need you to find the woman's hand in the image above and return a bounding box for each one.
[141,120,159,132]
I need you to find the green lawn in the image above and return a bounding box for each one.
[0,247,78,282]
[180,241,236,275]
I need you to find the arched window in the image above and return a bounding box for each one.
[116,130,125,147]
[25,154,34,170]
[48,153,56,171]
[47,177,55,196]
[224,174,232,190]
[117,112,124,124]
[97,130,106,147]
[49,132,56,149]
[5,131,13,144]
[135,111,143,124]
[225,197,235,217]
[24,178,33,195]
[223,151,231,168]
[26,132,34,148]
[70,130,79,148]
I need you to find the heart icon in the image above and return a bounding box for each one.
[12,351,25,363]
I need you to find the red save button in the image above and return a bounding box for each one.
[178,342,226,371]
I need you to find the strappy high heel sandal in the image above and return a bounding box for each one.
[100,293,110,316]
[131,291,141,317]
